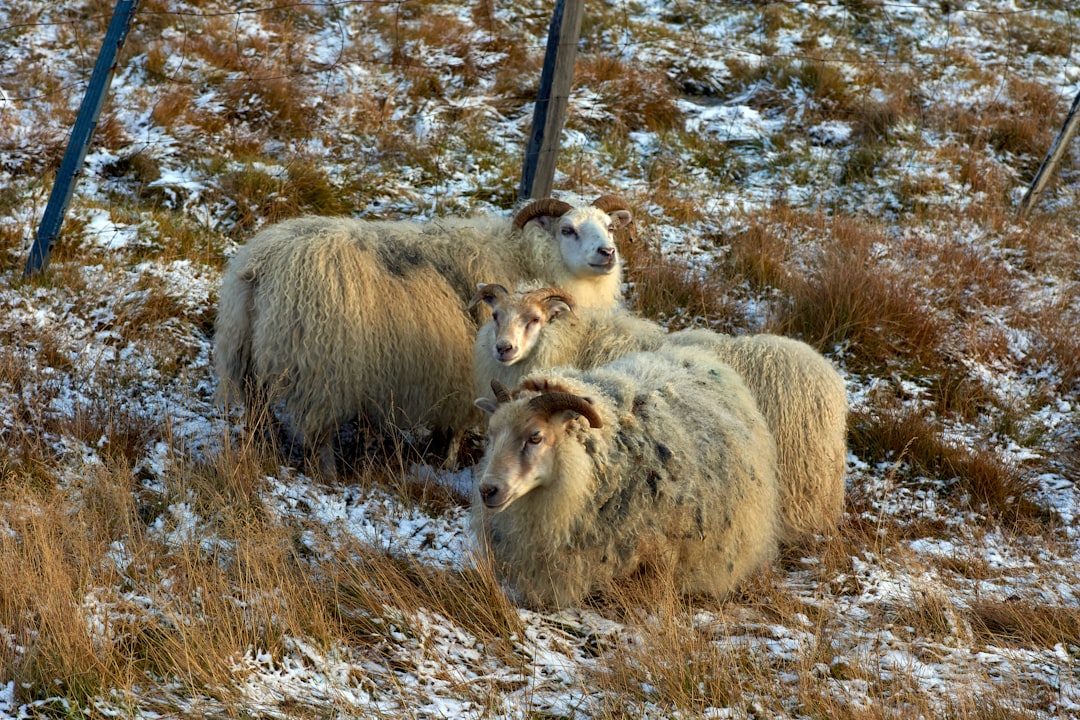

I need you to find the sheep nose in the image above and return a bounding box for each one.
[479,484,498,504]
[495,341,516,361]
[597,246,615,258]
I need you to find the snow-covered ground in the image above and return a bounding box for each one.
[1,1,1078,717]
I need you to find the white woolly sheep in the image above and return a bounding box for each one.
[665,329,848,545]
[471,284,848,545]
[472,345,782,608]
[469,283,665,400]
[213,196,635,472]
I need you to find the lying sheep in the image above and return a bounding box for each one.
[666,329,848,545]
[472,345,782,608]
[214,196,634,472]
[471,283,848,545]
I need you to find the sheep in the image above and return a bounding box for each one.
[471,345,782,608]
[469,282,666,400]
[665,329,848,545]
[213,196,635,473]
[470,283,848,545]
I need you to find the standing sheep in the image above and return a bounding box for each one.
[213,196,634,472]
[471,283,848,545]
[472,345,782,608]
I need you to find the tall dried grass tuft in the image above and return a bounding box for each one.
[590,585,775,716]
[0,472,131,704]
[776,217,945,369]
[574,55,683,135]
[970,597,1080,650]
[849,406,1046,524]
[327,544,523,669]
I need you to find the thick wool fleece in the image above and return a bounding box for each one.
[214,212,624,454]
[667,330,849,544]
[473,300,848,545]
[472,345,781,608]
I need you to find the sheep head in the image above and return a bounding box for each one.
[474,382,601,511]
[475,284,576,366]
[513,196,634,280]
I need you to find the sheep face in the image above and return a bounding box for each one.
[475,390,603,512]
[550,207,631,278]
[474,284,576,366]
[477,411,565,511]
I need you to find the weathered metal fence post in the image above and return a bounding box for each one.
[518,0,585,202]
[1018,87,1080,219]
[24,0,142,278]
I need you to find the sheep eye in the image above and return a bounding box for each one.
[561,226,576,238]
[526,432,543,446]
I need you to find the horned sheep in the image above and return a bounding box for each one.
[213,196,634,472]
[472,345,782,608]
[471,283,848,545]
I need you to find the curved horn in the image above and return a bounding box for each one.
[539,288,577,315]
[490,379,513,404]
[591,195,632,215]
[512,198,575,229]
[468,283,509,310]
[527,392,603,429]
[522,286,578,314]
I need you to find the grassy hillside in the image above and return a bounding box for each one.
[1,1,1078,717]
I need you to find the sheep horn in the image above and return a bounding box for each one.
[592,194,638,243]
[491,379,513,404]
[528,392,603,429]
[468,283,509,310]
[512,198,575,229]
[539,289,577,315]
[591,195,632,215]
[523,286,577,313]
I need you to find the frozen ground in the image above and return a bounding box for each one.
[1,1,1078,717]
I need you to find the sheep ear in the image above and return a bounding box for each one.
[475,397,498,415]
[545,299,574,321]
[607,209,633,230]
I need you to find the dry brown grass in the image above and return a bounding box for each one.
[849,405,1049,525]
[586,574,776,717]
[2,1,1078,717]
[622,235,749,332]
[722,205,799,292]
[0,426,356,713]
[573,55,683,136]
[777,217,946,369]
[0,478,127,703]
[329,546,523,668]
[970,597,1080,650]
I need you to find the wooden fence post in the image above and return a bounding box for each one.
[518,0,585,202]
[24,0,142,278]
[1018,87,1080,219]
